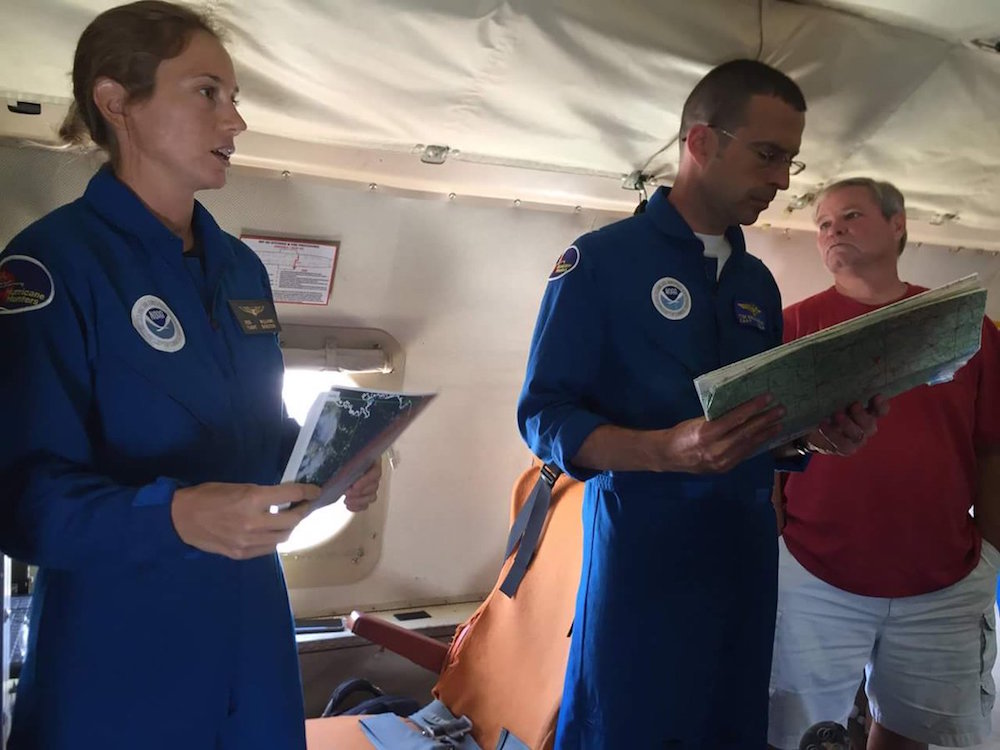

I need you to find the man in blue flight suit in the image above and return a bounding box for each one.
[518,60,885,749]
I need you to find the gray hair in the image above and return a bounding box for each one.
[815,177,907,254]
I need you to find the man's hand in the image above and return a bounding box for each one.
[805,395,889,457]
[171,482,320,560]
[341,460,382,512]
[654,393,786,474]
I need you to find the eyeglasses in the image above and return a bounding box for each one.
[711,126,806,176]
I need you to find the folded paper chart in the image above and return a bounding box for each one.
[693,275,987,451]
[282,387,436,510]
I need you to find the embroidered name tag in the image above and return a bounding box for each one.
[228,299,281,334]
[734,301,767,331]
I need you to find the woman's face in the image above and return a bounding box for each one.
[117,30,246,194]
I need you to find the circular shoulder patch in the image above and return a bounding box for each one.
[131,295,186,352]
[548,245,580,281]
[651,277,692,320]
[0,255,55,314]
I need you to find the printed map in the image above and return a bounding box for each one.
[694,275,987,450]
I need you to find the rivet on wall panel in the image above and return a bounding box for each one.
[448,193,456,201]
[513,199,521,207]
[281,170,291,179]
[368,183,378,191]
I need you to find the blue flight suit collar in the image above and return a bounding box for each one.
[81,168,247,436]
[82,166,236,294]
[644,185,748,258]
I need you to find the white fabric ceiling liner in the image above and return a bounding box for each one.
[1,0,999,242]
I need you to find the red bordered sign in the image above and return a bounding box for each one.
[241,234,340,306]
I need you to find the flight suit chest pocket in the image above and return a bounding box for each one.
[93,304,223,451]
[640,276,717,377]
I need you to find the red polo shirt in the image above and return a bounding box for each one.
[781,285,1000,597]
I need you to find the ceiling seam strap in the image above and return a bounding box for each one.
[444,0,521,156]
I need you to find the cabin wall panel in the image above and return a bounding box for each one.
[1,145,996,616]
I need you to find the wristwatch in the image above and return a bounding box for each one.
[791,436,814,457]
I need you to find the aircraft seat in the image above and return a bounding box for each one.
[305,465,584,750]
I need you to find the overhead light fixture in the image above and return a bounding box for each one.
[420,144,450,164]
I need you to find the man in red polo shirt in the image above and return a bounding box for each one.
[768,177,1000,750]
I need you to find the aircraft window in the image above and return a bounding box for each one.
[278,367,360,554]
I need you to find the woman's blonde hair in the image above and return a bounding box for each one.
[59,1,221,163]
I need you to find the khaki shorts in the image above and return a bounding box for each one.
[768,537,1000,748]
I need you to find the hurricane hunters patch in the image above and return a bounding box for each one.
[734,301,767,331]
[548,245,580,281]
[0,255,55,314]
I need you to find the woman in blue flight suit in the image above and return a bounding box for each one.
[0,3,380,748]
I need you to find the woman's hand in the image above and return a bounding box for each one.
[342,461,382,512]
[171,482,320,559]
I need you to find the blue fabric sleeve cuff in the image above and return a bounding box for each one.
[130,476,200,562]
[552,411,611,482]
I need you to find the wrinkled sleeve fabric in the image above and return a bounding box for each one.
[517,244,610,481]
[0,236,191,570]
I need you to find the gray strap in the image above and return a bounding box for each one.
[500,464,561,598]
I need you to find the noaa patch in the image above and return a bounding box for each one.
[651,277,691,320]
[131,295,185,352]
[0,255,54,314]
[734,301,767,331]
[548,245,580,281]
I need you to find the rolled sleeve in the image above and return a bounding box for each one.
[517,243,609,480]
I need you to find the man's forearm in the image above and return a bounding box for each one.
[570,395,787,477]
[974,447,1000,550]
[573,424,666,473]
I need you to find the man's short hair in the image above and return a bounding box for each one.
[679,59,806,142]
[815,177,908,254]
